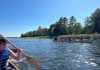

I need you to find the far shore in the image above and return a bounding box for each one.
[7,34,100,39]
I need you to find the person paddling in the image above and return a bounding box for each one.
[0,37,22,70]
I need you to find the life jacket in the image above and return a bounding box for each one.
[0,47,9,69]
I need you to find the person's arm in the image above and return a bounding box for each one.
[8,48,22,61]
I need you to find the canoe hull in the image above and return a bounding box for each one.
[8,61,19,70]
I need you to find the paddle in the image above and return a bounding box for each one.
[0,34,40,70]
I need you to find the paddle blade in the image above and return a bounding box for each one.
[26,56,40,70]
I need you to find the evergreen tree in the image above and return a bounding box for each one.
[68,16,77,34]
[91,8,100,33]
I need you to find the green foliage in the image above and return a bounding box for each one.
[21,26,48,37]
[67,16,82,34]
[21,8,100,37]
[91,8,100,33]
[73,22,82,34]
[84,16,93,34]
[84,8,100,34]
[68,16,77,34]
[49,17,68,36]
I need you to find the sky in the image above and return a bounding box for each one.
[0,0,99,37]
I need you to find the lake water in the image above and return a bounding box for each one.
[7,38,100,70]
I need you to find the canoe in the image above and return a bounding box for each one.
[8,60,19,70]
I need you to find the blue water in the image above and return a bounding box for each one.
[7,38,100,70]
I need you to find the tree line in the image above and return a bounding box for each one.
[21,8,100,37]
